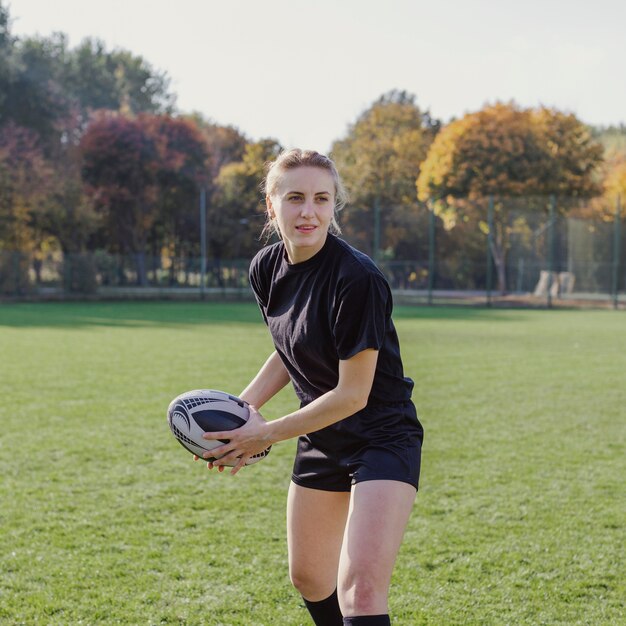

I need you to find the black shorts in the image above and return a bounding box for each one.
[291,401,423,492]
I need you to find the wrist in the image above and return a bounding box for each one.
[265,419,286,446]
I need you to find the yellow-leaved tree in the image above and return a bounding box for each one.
[332,90,439,258]
[416,102,604,292]
[603,160,626,213]
[211,139,282,265]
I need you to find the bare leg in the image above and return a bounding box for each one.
[337,480,417,617]
[287,482,350,601]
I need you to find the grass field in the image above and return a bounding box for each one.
[0,302,624,625]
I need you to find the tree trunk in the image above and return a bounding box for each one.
[134,251,148,286]
[491,236,507,294]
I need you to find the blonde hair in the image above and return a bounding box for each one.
[261,149,348,240]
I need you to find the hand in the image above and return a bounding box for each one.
[200,405,272,475]
[193,454,226,472]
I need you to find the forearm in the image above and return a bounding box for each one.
[266,349,378,444]
[239,350,291,409]
[267,381,367,444]
[204,350,378,474]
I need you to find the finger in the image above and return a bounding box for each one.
[230,456,248,476]
[214,450,241,467]
[203,443,230,460]
[202,431,230,441]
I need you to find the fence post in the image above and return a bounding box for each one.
[200,188,207,300]
[612,195,622,310]
[486,196,494,306]
[547,195,556,309]
[13,251,21,296]
[373,196,381,266]
[428,200,435,305]
[517,257,524,293]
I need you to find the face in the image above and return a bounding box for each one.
[266,166,336,264]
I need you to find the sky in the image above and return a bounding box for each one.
[7,0,626,153]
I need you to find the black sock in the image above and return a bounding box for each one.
[303,589,343,626]
[343,615,391,626]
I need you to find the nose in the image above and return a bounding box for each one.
[300,200,315,218]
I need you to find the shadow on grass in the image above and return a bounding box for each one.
[0,301,264,328]
[0,300,528,328]
[393,305,527,322]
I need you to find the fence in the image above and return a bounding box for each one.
[1,196,624,309]
[372,196,625,308]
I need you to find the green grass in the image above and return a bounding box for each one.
[0,302,624,625]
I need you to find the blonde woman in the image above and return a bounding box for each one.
[202,149,423,626]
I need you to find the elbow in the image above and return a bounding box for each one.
[343,389,369,415]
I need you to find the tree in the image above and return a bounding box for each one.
[532,107,604,197]
[210,139,282,269]
[179,115,251,268]
[80,113,160,284]
[1,24,176,150]
[185,114,247,181]
[0,122,51,248]
[39,135,99,255]
[591,124,626,162]
[0,1,14,113]
[587,126,626,220]
[146,114,209,275]
[0,2,182,289]
[80,113,208,285]
[417,102,604,292]
[1,33,70,151]
[331,90,439,258]
[66,38,174,120]
[0,122,52,293]
[603,160,626,214]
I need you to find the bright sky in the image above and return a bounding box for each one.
[8,0,626,153]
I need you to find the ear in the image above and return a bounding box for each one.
[266,196,275,219]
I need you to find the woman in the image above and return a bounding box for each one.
[201,149,423,626]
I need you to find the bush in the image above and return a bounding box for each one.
[63,254,98,294]
[0,251,32,295]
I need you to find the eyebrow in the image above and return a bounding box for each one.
[285,190,331,195]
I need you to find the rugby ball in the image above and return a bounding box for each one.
[167,389,271,466]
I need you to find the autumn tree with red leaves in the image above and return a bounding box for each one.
[80,112,208,285]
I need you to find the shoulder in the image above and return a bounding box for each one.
[250,241,283,273]
[249,241,284,301]
[329,235,388,285]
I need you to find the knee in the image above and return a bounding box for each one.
[338,573,388,616]
[289,567,314,597]
[290,566,333,602]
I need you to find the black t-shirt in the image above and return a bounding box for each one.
[249,234,414,407]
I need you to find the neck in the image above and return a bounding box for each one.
[284,233,329,264]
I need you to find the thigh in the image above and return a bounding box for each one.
[338,480,417,615]
[287,481,350,601]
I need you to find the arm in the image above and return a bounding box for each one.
[266,348,378,442]
[239,350,291,409]
[194,351,289,469]
[203,348,379,474]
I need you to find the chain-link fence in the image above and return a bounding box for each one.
[369,196,625,308]
[0,250,251,297]
[1,196,624,308]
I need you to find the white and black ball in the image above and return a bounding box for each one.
[167,389,270,466]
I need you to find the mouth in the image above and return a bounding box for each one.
[296,225,317,233]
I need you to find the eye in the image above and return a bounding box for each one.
[316,195,330,203]
[288,194,303,202]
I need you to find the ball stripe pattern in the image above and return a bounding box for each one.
[167,389,271,466]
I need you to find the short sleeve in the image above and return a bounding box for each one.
[333,270,390,360]
[249,254,269,324]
